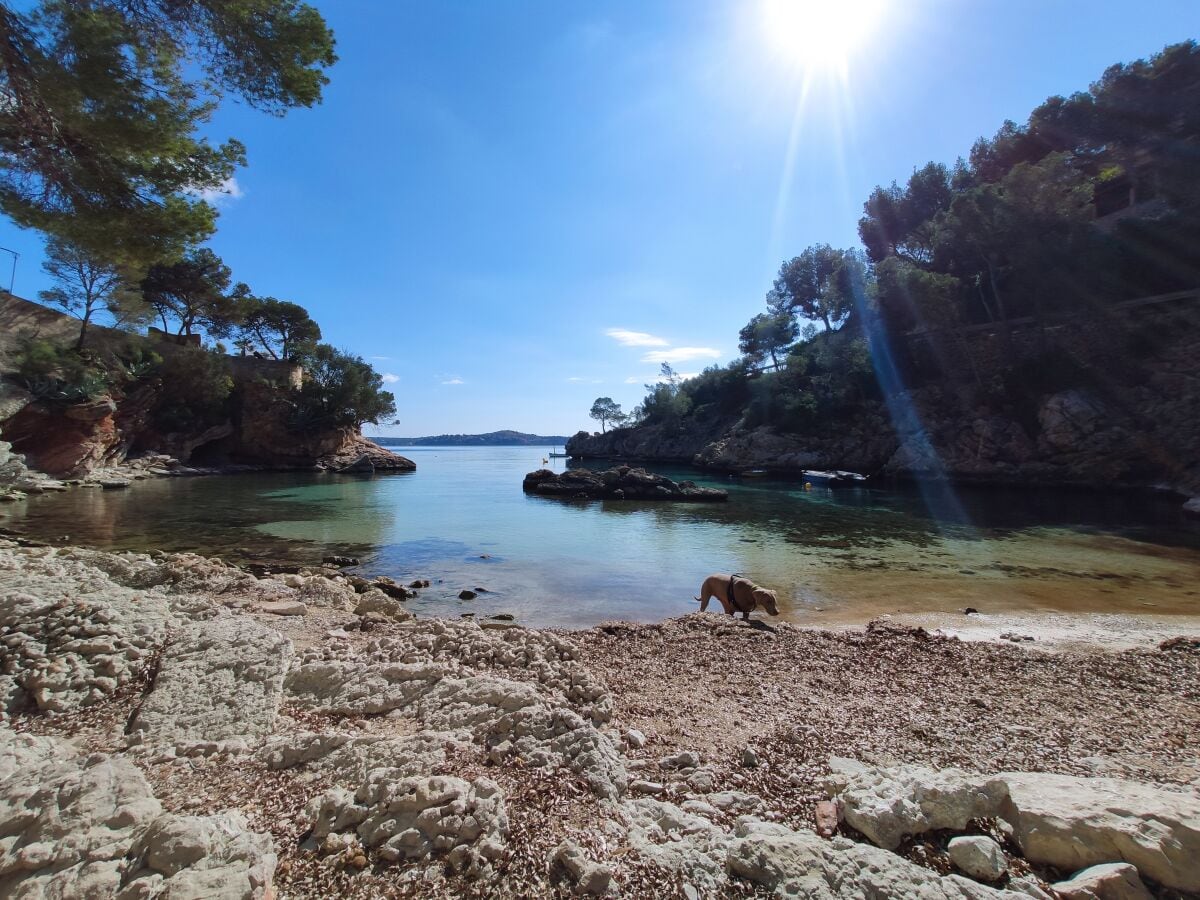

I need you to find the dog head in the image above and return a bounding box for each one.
[752,587,779,616]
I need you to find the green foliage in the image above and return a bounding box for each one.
[37,236,147,349]
[9,336,110,404]
[140,248,241,338]
[588,397,626,433]
[289,344,396,432]
[766,245,864,331]
[0,1,335,264]
[237,293,321,360]
[738,312,797,368]
[150,348,234,433]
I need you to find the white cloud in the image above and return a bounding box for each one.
[605,328,669,348]
[623,376,642,384]
[189,176,243,205]
[567,376,603,384]
[370,355,392,361]
[640,347,721,364]
[442,377,464,385]
[381,373,400,384]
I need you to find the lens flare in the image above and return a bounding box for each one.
[762,0,886,71]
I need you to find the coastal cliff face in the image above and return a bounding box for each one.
[0,371,413,482]
[569,300,1200,496]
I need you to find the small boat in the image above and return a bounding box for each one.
[802,469,867,486]
[548,447,570,458]
[738,469,770,478]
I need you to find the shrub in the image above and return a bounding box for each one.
[151,348,234,433]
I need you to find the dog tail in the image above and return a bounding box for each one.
[692,596,702,602]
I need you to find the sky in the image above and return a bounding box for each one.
[2,1,1196,436]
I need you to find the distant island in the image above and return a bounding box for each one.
[372,430,571,447]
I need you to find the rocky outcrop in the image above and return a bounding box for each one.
[727,821,1017,899]
[834,761,1009,850]
[0,727,276,899]
[826,761,1200,895]
[128,617,293,748]
[566,310,1200,498]
[522,466,728,502]
[306,773,507,876]
[999,771,1200,893]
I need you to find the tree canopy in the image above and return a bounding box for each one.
[238,294,321,360]
[292,344,396,431]
[766,245,863,331]
[588,397,626,433]
[140,248,240,339]
[0,0,336,264]
[38,237,145,348]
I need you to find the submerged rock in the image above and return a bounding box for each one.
[522,467,728,502]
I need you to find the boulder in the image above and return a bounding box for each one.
[1051,863,1154,900]
[550,841,614,896]
[835,762,1009,850]
[129,617,293,747]
[999,771,1200,893]
[947,835,1008,882]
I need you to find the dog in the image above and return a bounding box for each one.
[694,573,779,620]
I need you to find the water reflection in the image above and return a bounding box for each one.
[2,447,1198,628]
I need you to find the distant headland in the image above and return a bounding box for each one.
[373,430,571,447]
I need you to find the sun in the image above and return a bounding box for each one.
[762,0,886,72]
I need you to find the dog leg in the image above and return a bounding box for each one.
[741,611,750,621]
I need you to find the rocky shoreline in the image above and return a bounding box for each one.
[1,540,1198,898]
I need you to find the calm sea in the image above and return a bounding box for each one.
[3,446,1198,628]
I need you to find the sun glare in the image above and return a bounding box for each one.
[762,0,886,72]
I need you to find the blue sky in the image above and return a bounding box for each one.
[2,1,1195,435]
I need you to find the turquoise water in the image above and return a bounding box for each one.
[3,446,1199,628]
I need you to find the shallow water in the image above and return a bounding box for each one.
[3,447,1199,628]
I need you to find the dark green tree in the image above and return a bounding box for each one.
[0,1,336,263]
[238,294,321,360]
[738,312,797,368]
[767,245,861,331]
[292,344,396,431]
[37,237,146,349]
[588,397,625,433]
[140,248,241,338]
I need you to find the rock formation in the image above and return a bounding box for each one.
[522,466,728,502]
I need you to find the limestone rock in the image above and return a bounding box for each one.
[617,799,731,894]
[727,820,1020,899]
[259,600,306,616]
[1051,863,1154,900]
[129,616,293,746]
[1000,771,1200,893]
[0,726,275,899]
[835,762,1009,850]
[947,835,1008,882]
[354,589,414,621]
[550,841,614,895]
[307,773,507,877]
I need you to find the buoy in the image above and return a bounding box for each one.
[804,482,812,490]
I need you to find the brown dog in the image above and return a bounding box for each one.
[694,573,779,620]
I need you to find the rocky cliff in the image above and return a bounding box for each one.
[0,294,414,482]
[569,297,1200,498]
